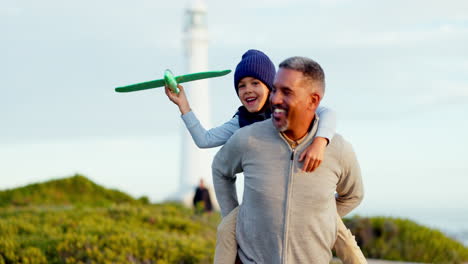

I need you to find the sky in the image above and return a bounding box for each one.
[2,0,468,238]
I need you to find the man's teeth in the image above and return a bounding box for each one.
[274,109,286,113]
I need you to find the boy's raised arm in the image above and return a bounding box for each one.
[165,84,240,148]
[165,84,191,114]
[181,112,239,148]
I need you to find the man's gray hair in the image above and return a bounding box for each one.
[279,56,325,95]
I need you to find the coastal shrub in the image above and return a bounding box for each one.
[0,174,146,208]
[344,216,468,263]
[0,204,219,264]
[1,175,466,263]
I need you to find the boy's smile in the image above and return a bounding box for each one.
[238,77,270,113]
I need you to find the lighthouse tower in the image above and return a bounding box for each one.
[175,0,215,206]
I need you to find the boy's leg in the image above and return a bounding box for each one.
[334,214,367,264]
[214,206,239,264]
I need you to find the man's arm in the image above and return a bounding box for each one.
[336,140,364,217]
[212,130,245,217]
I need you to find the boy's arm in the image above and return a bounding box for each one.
[299,137,328,172]
[298,106,337,172]
[165,84,191,114]
[212,131,244,217]
[165,84,240,148]
[181,112,239,148]
[336,140,364,217]
[316,105,337,143]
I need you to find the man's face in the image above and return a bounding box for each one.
[270,68,314,133]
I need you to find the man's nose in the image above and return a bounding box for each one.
[270,91,282,105]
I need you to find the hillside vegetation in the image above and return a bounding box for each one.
[0,203,219,264]
[0,174,148,207]
[0,175,467,263]
[344,216,468,263]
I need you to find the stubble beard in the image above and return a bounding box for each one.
[273,118,288,132]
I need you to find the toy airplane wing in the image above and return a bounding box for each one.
[115,69,231,93]
[115,79,166,93]
[175,70,231,83]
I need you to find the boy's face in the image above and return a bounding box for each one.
[238,77,270,113]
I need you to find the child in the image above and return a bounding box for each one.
[165,50,366,264]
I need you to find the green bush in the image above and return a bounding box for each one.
[1,175,466,263]
[0,174,142,208]
[344,216,468,263]
[0,203,220,264]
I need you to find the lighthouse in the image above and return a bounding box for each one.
[174,0,216,206]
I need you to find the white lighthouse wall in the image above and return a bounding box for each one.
[176,0,219,209]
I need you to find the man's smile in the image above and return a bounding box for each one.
[272,108,287,120]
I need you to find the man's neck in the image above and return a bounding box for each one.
[282,130,308,143]
[282,115,316,141]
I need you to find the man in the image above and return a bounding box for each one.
[212,56,364,263]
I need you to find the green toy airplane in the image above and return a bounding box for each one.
[115,69,231,94]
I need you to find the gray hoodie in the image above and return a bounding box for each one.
[212,118,364,264]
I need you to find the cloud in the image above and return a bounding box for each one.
[213,0,308,9]
[330,24,468,47]
[2,7,23,17]
[410,84,468,106]
[206,0,468,53]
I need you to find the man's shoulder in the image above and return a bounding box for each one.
[231,119,273,137]
[327,133,358,165]
[327,133,354,154]
[249,118,273,131]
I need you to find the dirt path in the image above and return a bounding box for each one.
[332,258,423,264]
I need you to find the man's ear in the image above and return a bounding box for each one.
[308,93,321,110]
[312,93,320,105]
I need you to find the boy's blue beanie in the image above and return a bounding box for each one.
[234,49,276,94]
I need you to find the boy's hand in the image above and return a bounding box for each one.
[165,84,191,114]
[299,137,328,172]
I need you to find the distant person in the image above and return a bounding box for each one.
[193,178,213,213]
[212,56,365,263]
